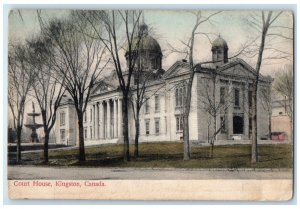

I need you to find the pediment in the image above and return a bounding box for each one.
[220,63,256,79]
[218,59,260,80]
[91,81,115,95]
[163,61,190,79]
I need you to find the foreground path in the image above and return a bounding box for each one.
[7,166,292,180]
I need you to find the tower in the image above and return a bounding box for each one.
[211,35,229,67]
[125,23,163,71]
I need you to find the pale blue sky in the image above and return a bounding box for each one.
[9,9,293,76]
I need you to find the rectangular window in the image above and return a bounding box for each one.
[84,128,87,139]
[155,119,160,135]
[248,91,253,108]
[179,88,183,106]
[182,86,186,106]
[176,116,183,132]
[145,120,150,135]
[220,87,225,105]
[60,129,65,143]
[145,99,150,114]
[220,116,226,133]
[60,112,65,126]
[90,126,92,139]
[175,86,186,107]
[234,88,240,107]
[155,95,160,112]
[84,111,87,122]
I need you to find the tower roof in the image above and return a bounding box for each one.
[212,35,228,49]
[126,23,162,55]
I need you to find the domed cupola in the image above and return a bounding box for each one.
[211,35,229,66]
[125,23,163,70]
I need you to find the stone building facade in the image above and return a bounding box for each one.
[271,95,292,141]
[55,24,271,146]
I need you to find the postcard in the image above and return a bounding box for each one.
[7,8,293,200]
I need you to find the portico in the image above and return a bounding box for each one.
[86,98,123,143]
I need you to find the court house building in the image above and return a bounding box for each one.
[55,24,271,146]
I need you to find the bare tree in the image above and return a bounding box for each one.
[38,13,108,162]
[245,11,292,163]
[259,82,273,140]
[273,65,293,140]
[76,10,144,162]
[129,70,164,158]
[26,35,66,163]
[8,43,35,163]
[199,71,233,157]
[169,11,222,160]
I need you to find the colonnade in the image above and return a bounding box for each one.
[90,98,122,140]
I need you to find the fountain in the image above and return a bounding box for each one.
[25,102,43,143]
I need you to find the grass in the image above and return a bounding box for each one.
[9,142,293,169]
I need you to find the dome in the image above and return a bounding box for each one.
[130,36,162,54]
[126,24,162,55]
[125,23,163,70]
[212,35,228,49]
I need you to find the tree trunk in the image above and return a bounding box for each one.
[251,21,268,164]
[16,126,22,163]
[42,111,49,163]
[183,116,190,160]
[77,111,86,161]
[134,114,140,159]
[122,95,130,162]
[210,142,214,158]
[211,114,217,158]
[251,88,258,163]
[44,130,49,163]
[268,114,272,140]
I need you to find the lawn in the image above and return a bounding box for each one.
[9,142,293,168]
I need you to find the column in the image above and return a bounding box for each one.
[93,104,95,140]
[114,99,118,138]
[96,102,99,140]
[100,101,104,139]
[107,100,111,139]
[118,98,123,140]
[228,81,233,138]
[244,83,249,140]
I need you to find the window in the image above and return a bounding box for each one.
[175,86,186,107]
[155,95,160,112]
[155,119,160,135]
[90,126,92,139]
[234,88,240,107]
[175,88,179,106]
[60,129,65,143]
[84,128,87,139]
[176,116,183,132]
[220,116,226,133]
[145,99,150,114]
[220,87,225,105]
[248,91,253,108]
[84,111,87,122]
[60,112,65,126]
[145,120,150,135]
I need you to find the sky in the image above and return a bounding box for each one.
[7,9,294,129]
[8,9,293,76]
